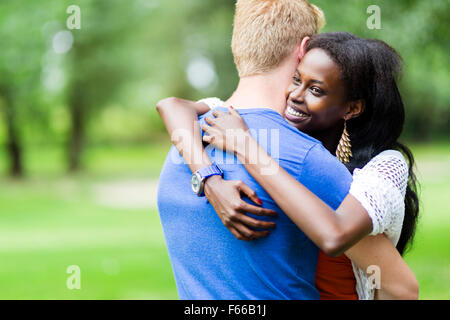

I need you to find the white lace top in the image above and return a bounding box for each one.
[349,149,408,299]
[199,97,409,300]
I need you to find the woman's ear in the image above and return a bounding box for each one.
[344,99,365,120]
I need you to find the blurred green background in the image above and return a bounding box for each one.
[0,0,448,299]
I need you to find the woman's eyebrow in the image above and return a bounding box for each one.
[310,79,324,85]
[295,70,323,84]
[296,70,324,85]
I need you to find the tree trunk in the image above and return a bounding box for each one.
[67,84,85,173]
[1,88,24,177]
[5,105,23,177]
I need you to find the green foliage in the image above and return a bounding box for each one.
[0,0,447,151]
[314,0,450,139]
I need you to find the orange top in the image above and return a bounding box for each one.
[315,250,358,300]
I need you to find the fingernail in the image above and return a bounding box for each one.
[257,198,263,205]
[230,105,234,109]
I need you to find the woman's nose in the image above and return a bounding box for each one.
[289,84,305,102]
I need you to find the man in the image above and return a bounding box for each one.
[157,0,351,299]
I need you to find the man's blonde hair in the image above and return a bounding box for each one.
[232,0,325,77]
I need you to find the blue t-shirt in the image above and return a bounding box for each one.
[157,108,352,300]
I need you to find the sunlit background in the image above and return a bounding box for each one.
[0,0,448,299]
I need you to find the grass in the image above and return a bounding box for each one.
[402,142,450,299]
[0,142,177,299]
[0,141,448,299]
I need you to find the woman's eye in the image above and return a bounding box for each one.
[310,87,323,95]
[293,76,301,84]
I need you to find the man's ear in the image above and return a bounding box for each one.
[344,99,365,120]
[298,37,310,61]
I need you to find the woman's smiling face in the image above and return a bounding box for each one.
[284,48,349,134]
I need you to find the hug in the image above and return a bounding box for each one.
[156,0,419,300]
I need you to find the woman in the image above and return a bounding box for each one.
[156,32,420,299]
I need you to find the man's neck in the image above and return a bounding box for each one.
[224,68,293,115]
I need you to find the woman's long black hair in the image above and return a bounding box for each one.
[305,32,420,255]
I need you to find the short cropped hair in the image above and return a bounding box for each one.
[232,0,325,77]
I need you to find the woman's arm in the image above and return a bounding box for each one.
[345,234,419,300]
[156,97,277,240]
[156,97,212,173]
[203,108,419,298]
[202,108,372,256]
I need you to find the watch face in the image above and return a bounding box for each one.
[191,173,201,194]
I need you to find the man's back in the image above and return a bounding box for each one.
[157,107,352,299]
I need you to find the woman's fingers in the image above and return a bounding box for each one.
[204,116,215,126]
[229,106,242,118]
[232,221,270,240]
[228,225,251,241]
[235,181,261,205]
[212,110,227,118]
[238,200,278,217]
[202,135,214,144]
[201,123,211,133]
[236,213,276,230]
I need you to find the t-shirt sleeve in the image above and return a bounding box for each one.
[299,144,353,210]
[349,150,408,235]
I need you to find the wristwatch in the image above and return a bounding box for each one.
[191,164,223,196]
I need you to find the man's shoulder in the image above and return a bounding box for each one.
[234,108,322,146]
[200,106,327,168]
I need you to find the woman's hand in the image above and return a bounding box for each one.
[202,107,251,155]
[204,175,277,241]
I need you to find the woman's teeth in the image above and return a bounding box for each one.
[286,106,309,118]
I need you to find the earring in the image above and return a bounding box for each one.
[336,121,352,163]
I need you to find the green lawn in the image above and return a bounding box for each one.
[0,142,178,299]
[401,143,450,299]
[0,142,448,299]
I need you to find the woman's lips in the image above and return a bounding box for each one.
[284,104,311,123]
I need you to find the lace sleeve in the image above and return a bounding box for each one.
[349,150,408,241]
[197,97,224,110]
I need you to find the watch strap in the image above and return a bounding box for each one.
[197,164,223,180]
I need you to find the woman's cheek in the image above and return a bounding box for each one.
[305,94,323,110]
[308,98,334,123]
[287,83,299,96]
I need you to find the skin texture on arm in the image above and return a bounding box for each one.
[202,108,373,257]
[345,234,419,300]
[156,97,277,240]
[156,97,212,173]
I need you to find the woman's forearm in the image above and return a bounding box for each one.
[156,97,212,172]
[234,134,372,256]
[345,234,419,300]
